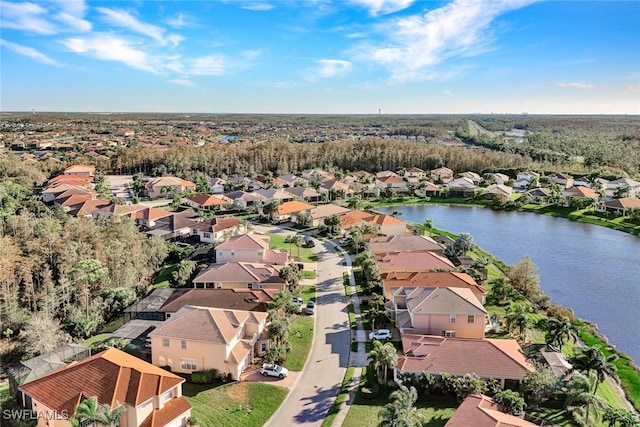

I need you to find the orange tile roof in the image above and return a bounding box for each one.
[58,194,93,206]
[565,186,598,198]
[277,200,314,215]
[187,194,230,206]
[376,251,455,272]
[445,394,538,427]
[19,348,184,415]
[140,396,192,427]
[69,198,112,216]
[367,213,406,226]
[383,271,486,299]
[64,164,95,174]
[130,207,174,221]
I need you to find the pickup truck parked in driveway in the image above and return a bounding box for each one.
[260,363,289,378]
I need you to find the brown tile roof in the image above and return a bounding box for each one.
[217,233,269,251]
[309,204,351,219]
[64,164,95,174]
[367,213,407,226]
[19,348,184,415]
[186,194,230,206]
[48,175,93,186]
[149,306,267,345]
[140,396,192,427]
[340,210,373,228]
[159,289,276,313]
[147,176,196,188]
[192,216,241,233]
[367,235,443,254]
[68,198,112,216]
[56,193,93,207]
[604,197,640,209]
[377,175,405,184]
[445,394,537,427]
[193,262,283,286]
[397,334,534,380]
[94,203,148,217]
[376,251,455,272]
[564,186,598,198]
[130,207,174,221]
[405,287,486,315]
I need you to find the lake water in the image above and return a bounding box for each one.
[378,205,640,363]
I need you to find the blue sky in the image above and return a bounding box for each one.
[1,0,639,114]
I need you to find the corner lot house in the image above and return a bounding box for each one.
[19,348,191,427]
[149,305,268,380]
[215,233,288,264]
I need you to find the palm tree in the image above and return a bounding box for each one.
[602,407,640,427]
[323,214,341,235]
[570,345,619,394]
[505,302,533,342]
[348,227,363,253]
[71,396,99,427]
[368,340,398,384]
[378,385,424,427]
[472,255,490,282]
[423,218,434,236]
[94,402,126,427]
[564,372,608,426]
[545,317,577,349]
[346,195,363,210]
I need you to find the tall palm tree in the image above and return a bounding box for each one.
[368,340,398,384]
[378,385,424,427]
[346,195,363,210]
[348,227,363,253]
[570,345,619,394]
[71,396,99,427]
[472,255,490,282]
[505,303,532,342]
[545,317,577,349]
[564,372,608,426]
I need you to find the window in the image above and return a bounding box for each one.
[450,314,456,323]
[163,338,170,347]
[247,283,253,289]
[258,284,264,289]
[261,342,268,353]
[441,330,456,338]
[181,340,187,350]
[467,315,475,324]
[203,232,211,239]
[181,358,196,370]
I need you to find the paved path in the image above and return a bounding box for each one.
[266,237,351,426]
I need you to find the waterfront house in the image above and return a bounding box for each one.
[381,271,486,303]
[447,177,477,198]
[445,394,538,427]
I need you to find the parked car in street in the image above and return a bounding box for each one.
[292,297,303,306]
[260,363,289,379]
[305,301,315,315]
[369,329,392,341]
[302,238,315,248]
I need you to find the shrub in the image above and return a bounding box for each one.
[190,369,219,384]
[360,382,380,399]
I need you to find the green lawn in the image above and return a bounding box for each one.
[152,263,178,288]
[285,285,316,371]
[322,366,355,427]
[83,333,111,346]
[183,381,288,427]
[300,270,317,280]
[342,384,456,427]
[269,234,317,262]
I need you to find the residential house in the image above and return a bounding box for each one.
[158,289,276,319]
[562,186,599,207]
[376,251,455,274]
[67,198,112,217]
[63,164,95,176]
[605,178,640,198]
[376,170,399,179]
[421,181,441,197]
[215,233,288,264]
[129,207,174,228]
[445,394,538,427]
[430,167,454,184]
[339,210,378,233]
[381,271,486,303]
[184,194,231,210]
[253,188,295,203]
[284,186,322,202]
[92,203,148,221]
[318,179,351,198]
[460,171,482,186]
[146,177,196,198]
[366,213,409,236]
[277,173,306,187]
[404,167,427,181]
[514,171,540,191]
[367,235,444,256]
[146,210,200,240]
[396,334,534,388]
[547,172,574,189]
[573,176,592,188]
[301,168,329,181]
[192,262,285,290]
[481,184,513,201]
[209,177,226,194]
[149,305,268,381]
[224,190,266,206]
[42,183,92,203]
[275,200,315,223]
[54,193,94,211]
[447,177,476,198]
[489,173,510,185]
[523,187,551,204]
[598,197,640,215]
[191,216,245,243]
[375,175,408,192]
[308,204,351,227]
[389,287,487,338]
[19,348,191,427]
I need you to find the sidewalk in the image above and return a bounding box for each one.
[331,246,369,426]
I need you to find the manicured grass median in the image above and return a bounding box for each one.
[183,382,288,427]
[269,234,317,262]
[322,366,355,427]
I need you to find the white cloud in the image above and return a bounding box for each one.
[242,3,275,11]
[168,78,195,87]
[54,12,92,32]
[0,1,57,34]
[556,82,596,90]
[358,0,538,82]
[189,55,227,76]
[166,13,198,28]
[350,0,415,16]
[0,38,61,66]
[96,7,181,46]
[312,59,353,78]
[61,33,157,73]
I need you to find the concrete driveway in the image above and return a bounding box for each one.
[266,236,351,426]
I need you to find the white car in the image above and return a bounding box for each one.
[369,329,392,341]
[305,301,315,315]
[260,363,289,379]
[339,237,352,245]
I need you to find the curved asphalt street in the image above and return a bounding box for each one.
[265,233,351,426]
